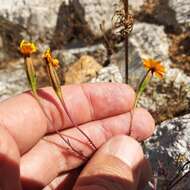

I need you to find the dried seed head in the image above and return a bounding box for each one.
[112,7,134,40]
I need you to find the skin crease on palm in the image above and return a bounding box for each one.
[0,83,155,190]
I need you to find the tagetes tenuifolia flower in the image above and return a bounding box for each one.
[19,40,37,56]
[143,59,165,79]
[42,48,59,67]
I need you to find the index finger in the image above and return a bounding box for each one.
[0,83,135,154]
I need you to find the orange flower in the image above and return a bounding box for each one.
[42,48,59,67]
[143,59,165,79]
[19,40,37,56]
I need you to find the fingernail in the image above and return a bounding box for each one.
[100,135,144,169]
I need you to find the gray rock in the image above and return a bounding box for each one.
[169,0,190,30]
[91,64,122,83]
[53,50,77,67]
[72,0,119,37]
[111,42,146,88]
[130,23,170,65]
[66,44,107,65]
[153,0,190,31]
[54,44,107,67]
[0,0,65,62]
[0,0,63,45]
[0,60,28,101]
[146,114,190,189]
[129,0,145,13]
[0,0,118,61]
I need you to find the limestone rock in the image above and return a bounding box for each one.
[0,0,63,46]
[0,0,116,61]
[147,0,190,32]
[0,60,28,101]
[146,114,190,189]
[169,0,190,30]
[112,42,146,88]
[129,0,145,13]
[53,50,77,67]
[0,0,66,62]
[72,0,119,37]
[63,44,107,65]
[130,23,170,65]
[53,44,107,69]
[91,64,122,83]
[64,55,102,84]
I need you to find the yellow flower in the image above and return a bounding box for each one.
[42,48,52,63]
[52,58,59,67]
[143,59,165,79]
[42,48,59,67]
[19,40,37,56]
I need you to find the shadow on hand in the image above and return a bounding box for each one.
[21,167,83,190]
[21,178,44,190]
[74,156,151,190]
[0,153,20,189]
[75,174,135,190]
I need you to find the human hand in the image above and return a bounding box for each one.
[0,83,155,190]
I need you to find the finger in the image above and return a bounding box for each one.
[0,125,22,190]
[74,135,152,190]
[20,108,154,188]
[0,83,135,154]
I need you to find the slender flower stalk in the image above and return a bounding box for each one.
[134,69,152,108]
[43,48,97,151]
[129,59,165,135]
[19,41,86,159]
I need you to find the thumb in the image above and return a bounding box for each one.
[73,135,151,190]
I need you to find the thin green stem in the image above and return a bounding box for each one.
[46,62,97,151]
[24,57,87,159]
[129,69,152,135]
[134,69,152,108]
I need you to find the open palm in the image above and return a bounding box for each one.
[0,83,154,190]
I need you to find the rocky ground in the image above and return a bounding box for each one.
[0,0,189,189]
